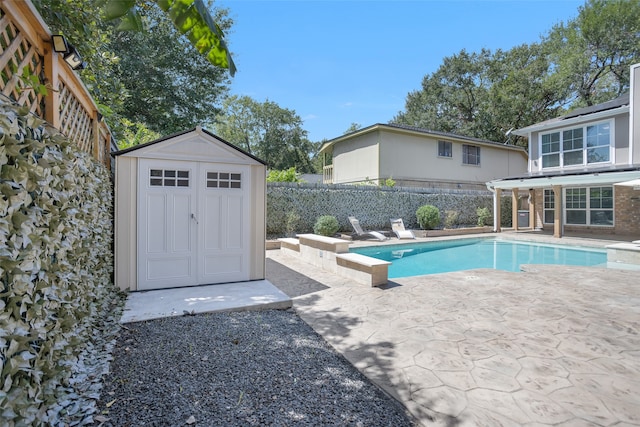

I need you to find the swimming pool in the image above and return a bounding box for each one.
[351,238,607,278]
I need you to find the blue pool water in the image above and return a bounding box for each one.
[351,238,607,278]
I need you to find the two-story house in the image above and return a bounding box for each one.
[320,123,528,190]
[487,63,640,238]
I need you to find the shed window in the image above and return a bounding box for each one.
[150,169,190,187]
[207,172,242,189]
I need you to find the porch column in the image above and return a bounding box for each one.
[528,189,536,229]
[512,188,519,231]
[494,188,502,232]
[553,185,563,238]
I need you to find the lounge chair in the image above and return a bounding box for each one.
[390,218,416,239]
[348,216,388,241]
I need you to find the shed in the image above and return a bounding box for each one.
[114,127,267,291]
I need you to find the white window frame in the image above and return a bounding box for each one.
[462,144,480,166]
[543,189,554,224]
[539,120,612,170]
[563,186,614,226]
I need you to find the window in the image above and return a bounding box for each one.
[206,172,242,189]
[565,186,613,226]
[541,133,560,168]
[462,145,480,165]
[543,189,555,224]
[150,169,189,187]
[540,121,610,169]
[586,123,610,163]
[438,140,452,158]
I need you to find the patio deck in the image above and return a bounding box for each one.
[269,232,640,426]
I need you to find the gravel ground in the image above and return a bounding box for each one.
[95,309,415,426]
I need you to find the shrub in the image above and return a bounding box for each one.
[416,205,440,229]
[383,177,396,187]
[285,211,301,237]
[444,210,459,229]
[477,207,492,227]
[267,167,301,183]
[313,215,339,236]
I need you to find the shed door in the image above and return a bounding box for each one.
[138,159,250,290]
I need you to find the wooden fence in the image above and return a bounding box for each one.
[0,0,113,168]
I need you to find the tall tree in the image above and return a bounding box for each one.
[214,96,317,172]
[109,3,232,138]
[545,0,640,107]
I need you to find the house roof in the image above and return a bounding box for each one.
[113,126,267,165]
[319,123,527,154]
[513,93,630,136]
[486,163,640,190]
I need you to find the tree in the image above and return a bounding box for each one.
[544,0,640,107]
[214,96,317,172]
[101,0,236,76]
[344,123,362,134]
[109,3,232,138]
[393,0,640,146]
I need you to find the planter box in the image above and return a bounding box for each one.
[416,226,493,237]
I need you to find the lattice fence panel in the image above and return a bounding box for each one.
[0,6,45,117]
[58,79,94,154]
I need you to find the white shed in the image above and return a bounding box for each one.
[114,127,267,291]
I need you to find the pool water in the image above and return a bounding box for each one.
[351,238,607,278]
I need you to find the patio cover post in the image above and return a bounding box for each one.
[494,188,502,232]
[512,188,519,231]
[529,189,536,229]
[553,185,563,238]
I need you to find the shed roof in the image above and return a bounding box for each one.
[114,126,267,165]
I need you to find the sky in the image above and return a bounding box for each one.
[215,0,586,143]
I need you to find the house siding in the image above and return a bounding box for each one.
[332,133,380,184]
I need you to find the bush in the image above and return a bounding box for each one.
[313,215,339,236]
[477,207,492,227]
[444,210,459,229]
[416,205,440,229]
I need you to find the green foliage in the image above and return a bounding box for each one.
[476,207,492,227]
[100,0,236,75]
[0,98,118,424]
[394,0,639,147]
[267,167,301,183]
[444,210,459,229]
[416,205,440,230]
[313,215,339,236]
[383,177,396,187]
[285,211,301,237]
[117,118,161,149]
[214,95,317,173]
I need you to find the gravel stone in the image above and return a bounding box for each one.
[96,309,415,426]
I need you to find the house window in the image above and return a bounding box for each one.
[540,121,610,169]
[565,186,613,226]
[438,140,452,158]
[541,133,560,168]
[586,123,610,164]
[206,172,242,189]
[562,128,583,166]
[543,189,554,224]
[462,145,480,165]
[150,169,190,187]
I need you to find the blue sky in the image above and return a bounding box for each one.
[215,0,585,142]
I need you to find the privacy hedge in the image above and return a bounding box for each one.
[266,183,512,237]
[0,99,118,425]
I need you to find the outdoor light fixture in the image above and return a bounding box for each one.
[51,34,86,71]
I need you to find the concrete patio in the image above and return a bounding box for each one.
[267,234,640,426]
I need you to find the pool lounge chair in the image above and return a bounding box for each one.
[390,218,416,239]
[348,216,388,241]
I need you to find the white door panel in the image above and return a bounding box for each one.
[138,160,250,290]
[138,159,197,290]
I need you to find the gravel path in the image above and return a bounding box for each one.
[96,309,415,426]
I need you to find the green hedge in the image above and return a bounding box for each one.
[0,100,119,424]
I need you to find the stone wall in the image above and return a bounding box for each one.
[267,183,513,237]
